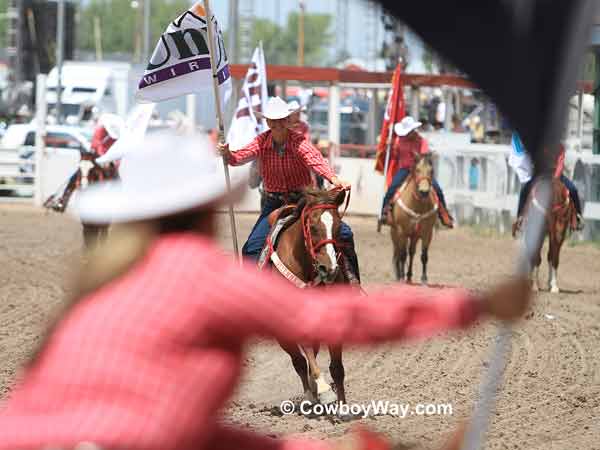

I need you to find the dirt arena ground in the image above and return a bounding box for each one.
[1,204,599,449]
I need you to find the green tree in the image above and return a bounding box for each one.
[0,0,8,49]
[249,12,333,66]
[77,0,189,57]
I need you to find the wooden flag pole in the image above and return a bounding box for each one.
[203,0,240,258]
[377,120,394,232]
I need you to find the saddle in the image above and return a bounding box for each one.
[257,204,301,269]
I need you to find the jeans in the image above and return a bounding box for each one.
[381,168,449,216]
[517,175,582,216]
[242,194,360,280]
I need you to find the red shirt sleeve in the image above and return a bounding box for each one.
[228,134,264,166]
[296,139,336,182]
[201,256,483,346]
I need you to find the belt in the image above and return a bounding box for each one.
[263,191,302,203]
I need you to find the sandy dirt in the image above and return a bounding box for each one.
[1,204,599,449]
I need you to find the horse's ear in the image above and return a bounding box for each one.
[335,189,346,206]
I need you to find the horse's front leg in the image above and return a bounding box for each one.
[420,230,433,286]
[548,234,562,294]
[328,345,346,405]
[391,225,407,281]
[407,235,418,283]
[300,344,336,405]
[279,340,312,401]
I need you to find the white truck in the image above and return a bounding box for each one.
[46,61,132,125]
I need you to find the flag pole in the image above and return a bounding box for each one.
[377,116,394,232]
[203,0,240,258]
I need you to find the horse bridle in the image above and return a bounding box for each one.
[300,187,351,277]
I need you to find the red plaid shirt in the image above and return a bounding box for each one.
[228,130,335,192]
[385,133,429,187]
[0,234,481,450]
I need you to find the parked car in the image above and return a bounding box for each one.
[0,124,92,180]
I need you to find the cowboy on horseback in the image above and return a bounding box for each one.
[511,132,584,236]
[48,114,124,213]
[378,116,454,228]
[218,97,361,284]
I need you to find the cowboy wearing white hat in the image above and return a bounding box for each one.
[287,100,310,140]
[217,96,361,283]
[379,116,454,228]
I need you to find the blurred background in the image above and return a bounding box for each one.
[1,0,600,241]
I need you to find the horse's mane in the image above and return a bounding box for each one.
[302,187,342,205]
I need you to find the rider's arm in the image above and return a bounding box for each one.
[227,134,264,166]
[296,140,336,182]
[203,256,485,347]
[420,136,430,154]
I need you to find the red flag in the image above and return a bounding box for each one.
[374,64,405,175]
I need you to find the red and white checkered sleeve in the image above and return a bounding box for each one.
[202,257,483,347]
[228,135,262,166]
[296,140,336,182]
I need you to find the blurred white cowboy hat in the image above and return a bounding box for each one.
[394,116,423,137]
[73,131,249,224]
[287,100,306,113]
[99,113,125,139]
[254,97,293,120]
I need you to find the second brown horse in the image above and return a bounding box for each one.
[390,153,438,284]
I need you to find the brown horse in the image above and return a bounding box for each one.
[523,177,575,293]
[266,188,350,407]
[46,152,118,248]
[390,154,438,284]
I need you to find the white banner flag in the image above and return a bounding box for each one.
[96,103,156,164]
[227,45,268,150]
[135,3,231,106]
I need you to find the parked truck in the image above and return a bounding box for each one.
[46,61,132,125]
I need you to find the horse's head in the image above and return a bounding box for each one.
[412,153,434,198]
[300,188,347,285]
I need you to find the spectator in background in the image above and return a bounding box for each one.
[469,158,480,191]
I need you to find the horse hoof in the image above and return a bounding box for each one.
[421,279,428,286]
[304,390,318,404]
[337,411,356,422]
[319,389,338,405]
[550,286,560,294]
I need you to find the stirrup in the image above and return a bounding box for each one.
[576,214,585,231]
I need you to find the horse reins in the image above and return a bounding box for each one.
[301,187,351,262]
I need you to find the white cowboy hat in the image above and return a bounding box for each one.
[254,97,294,120]
[394,116,423,137]
[73,131,249,224]
[287,100,306,113]
[99,114,125,139]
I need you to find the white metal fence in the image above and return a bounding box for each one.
[3,130,600,240]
